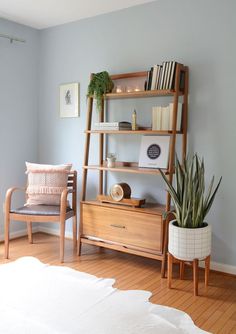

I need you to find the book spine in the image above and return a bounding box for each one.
[152,107,157,130]
[151,65,158,90]
[161,106,170,131]
[169,102,182,131]
[156,107,162,130]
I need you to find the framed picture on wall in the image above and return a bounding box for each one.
[59,82,80,118]
[138,135,170,169]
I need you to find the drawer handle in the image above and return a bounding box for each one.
[110,224,126,229]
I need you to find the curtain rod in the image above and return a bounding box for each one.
[0,33,26,43]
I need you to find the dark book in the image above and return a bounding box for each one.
[147,67,153,90]
[157,65,163,89]
[167,61,176,89]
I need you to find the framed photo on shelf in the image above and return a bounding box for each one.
[59,82,79,118]
[138,135,170,169]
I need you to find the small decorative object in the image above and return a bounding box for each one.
[126,86,133,93]
[87,71,114,112]
[131,109,138,130]
[110,183,131,202]
[115,85,123,93]
[139,136,170,169]
[60,83,79,118]
[159,154,222,261]
[106,153,116,168]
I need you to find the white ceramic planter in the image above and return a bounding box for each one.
[168,220,211,261]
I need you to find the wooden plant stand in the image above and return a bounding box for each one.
[167,253,211,296]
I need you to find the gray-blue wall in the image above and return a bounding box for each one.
[1,0,236,268]
[0,18,39,238]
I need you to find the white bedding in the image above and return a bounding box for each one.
[0,257,209,333]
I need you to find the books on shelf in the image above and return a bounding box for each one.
[145,61,182,91]
[94,121,132,130]
[152,103,182,131]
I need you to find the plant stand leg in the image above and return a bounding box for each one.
[167,253,173,289]
[193,259,199,296]
[205,255,210,287]
[180,261,185,279]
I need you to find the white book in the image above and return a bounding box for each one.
[156,107,162,130]
[152,107,157,130]
[169,102,182,131]
[161,106,170,131]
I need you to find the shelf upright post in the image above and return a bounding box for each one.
[161,63,182,278]
[81,74,94,202]
[99,98,104,195]
[182,66,189,162]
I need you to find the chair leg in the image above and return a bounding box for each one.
[193,259,199,296]
[60,220,66,263]
[77,234,82,256]
[205,255,210,287]
[27,222,33,244]
[72,215,77,252]
[4,214,10,259]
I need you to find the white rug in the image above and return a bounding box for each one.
[0,257,209,334]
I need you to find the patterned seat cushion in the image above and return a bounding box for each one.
[11,205,73,216]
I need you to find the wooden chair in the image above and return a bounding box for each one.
[4,170,77,262]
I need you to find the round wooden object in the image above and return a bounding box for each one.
[110,183,131,202]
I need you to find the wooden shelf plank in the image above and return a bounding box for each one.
[86,129,182,135]
[83,163,169,175]
[104,89,183,99]
[81,200,167,215]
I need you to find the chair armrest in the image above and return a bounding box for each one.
[60,188,73,216]
[4,187,26,213]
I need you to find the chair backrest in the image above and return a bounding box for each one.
[68,170,77,212]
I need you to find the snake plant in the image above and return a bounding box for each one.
[87,71,114,112]
[159,154,222,228]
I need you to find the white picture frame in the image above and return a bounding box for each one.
[138,135,170,169]
[60,82,79,118]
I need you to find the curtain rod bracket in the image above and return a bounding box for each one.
[0,33,26,43]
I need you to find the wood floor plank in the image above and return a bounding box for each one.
[1,232,236,334]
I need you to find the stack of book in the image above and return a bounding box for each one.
[152,103,182,131]
[145,61,183,91]
[94,121,132,131]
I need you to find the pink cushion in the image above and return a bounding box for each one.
[25,162,72,205]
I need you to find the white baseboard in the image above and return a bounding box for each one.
[2,227,236,276]
[0,226,39,242]
[38,225,73,239]
[200,260,236,276]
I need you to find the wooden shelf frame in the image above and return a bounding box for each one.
[79,65,189,278]
[83,164,169,175]
[86,130,183,135]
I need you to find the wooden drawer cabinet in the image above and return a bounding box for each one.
[81,202,163,253]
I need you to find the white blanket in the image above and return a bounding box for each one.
[0,257,209,334]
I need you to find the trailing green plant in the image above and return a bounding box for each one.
[87,71,114,112]
[159,154,222,228]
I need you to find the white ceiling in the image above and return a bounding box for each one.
[0,0,154,29]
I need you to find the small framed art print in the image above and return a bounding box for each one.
[138,135,170,169]
[60,82,80,118]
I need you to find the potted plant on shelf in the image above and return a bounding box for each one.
[87,71,114,112]
[159,154,222,261]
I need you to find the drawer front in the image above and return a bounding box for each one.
[82,204,162,252]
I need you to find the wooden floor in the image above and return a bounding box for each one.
[1,232,236,334]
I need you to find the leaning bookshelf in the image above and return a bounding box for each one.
[78,63,189,277]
